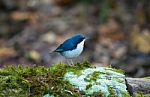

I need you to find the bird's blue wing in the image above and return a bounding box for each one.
[54,39,75,52]
[54,34,85,52]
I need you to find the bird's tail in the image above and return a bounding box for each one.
[49,50,55,54]
[49,51,53,54]
[49,50,57,54]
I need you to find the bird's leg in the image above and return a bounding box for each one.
[66,59,70,65]
[65,58,74,66]
[70,59,74,65]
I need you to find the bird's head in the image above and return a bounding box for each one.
[70,34,86,44]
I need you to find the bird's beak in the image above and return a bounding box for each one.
[86,37,90,40]
[49,51,53,54]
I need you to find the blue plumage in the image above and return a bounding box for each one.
[54,34,85,52]
[53,34,86,59]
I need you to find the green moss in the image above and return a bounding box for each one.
[86,84,92,90]
[135,92,150,97]
[144,76,150,79]
[108,86,117,97]
[67,61,93,75]
[121,92,131,97]
[107,86,131,97]
[106,68,124,74]
[0,65,51,97]
[91,92,103,97]
[0,61,93,97]
[0,61,131,97]
[85,71,101,82]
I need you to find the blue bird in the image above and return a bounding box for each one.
[53,34,86,59]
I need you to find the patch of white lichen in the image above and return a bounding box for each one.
[43,94,54,97]
[64,67,130,97]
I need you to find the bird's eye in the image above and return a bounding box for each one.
[81,37,84,40]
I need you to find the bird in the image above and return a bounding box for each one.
[52,34,87,64]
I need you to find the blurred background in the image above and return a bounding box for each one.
[0,0,150,77]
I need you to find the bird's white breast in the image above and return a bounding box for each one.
[61,39,86,58]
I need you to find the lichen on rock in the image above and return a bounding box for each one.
[64,67,130,97]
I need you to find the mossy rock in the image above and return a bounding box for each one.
[0,61,131,97]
